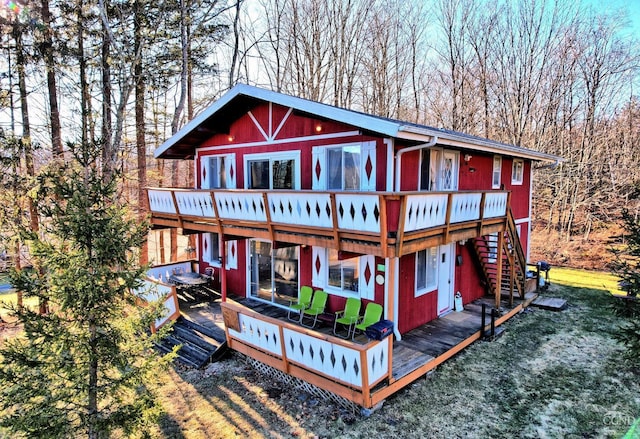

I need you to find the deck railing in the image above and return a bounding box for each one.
[147,188,508,256]
[220,301,390,406]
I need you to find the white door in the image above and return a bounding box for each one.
[440,151,459,190]
[437,243,455,316]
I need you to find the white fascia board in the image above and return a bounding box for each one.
[397,125,561,163]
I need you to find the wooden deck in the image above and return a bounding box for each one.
[179,290,536,397]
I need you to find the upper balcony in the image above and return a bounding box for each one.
[147,188,510,258]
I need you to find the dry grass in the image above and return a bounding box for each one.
[152,279,640,439]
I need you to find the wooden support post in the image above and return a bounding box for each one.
[395,195,408,257]
[329,193,340,250]
[495,231,504,310]
[171,190,183,229]
[386,257,397,383]
[263,192,275,243]
[444,193,453,244]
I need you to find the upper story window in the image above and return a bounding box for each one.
[327,145,360,190]
[419,148,459,191]
[492,156,502,189]
[511,159,524,185]
[244,151,300,190]
[312,141,376,191]
[415,247,438,296]
[200,154,236,189]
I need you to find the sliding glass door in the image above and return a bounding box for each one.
[249,240,299,307]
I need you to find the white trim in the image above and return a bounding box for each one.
[511,159,524,185]
[243,150,301,190]
[492,156,502,189]
[272,108,293,139]
[268,102,273,138]
[414,247,438,297]
[514,217,531,224]
[197,130,361,154]
[384,138,394,191]
[156,84,560,164]
[248,111,269,141]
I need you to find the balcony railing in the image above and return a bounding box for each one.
[147,188,509,257]
[220,301,390,407]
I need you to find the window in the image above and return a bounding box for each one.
[327,249,359,293]
[327,145,360,190]
[201,155,233,189]
[415,247,438,296]
[419,149,439,191]
[492,156,502,189]
[202,233,221,265]
[511,159,524,185]
[245,151,299,190]
[311,247,375,299]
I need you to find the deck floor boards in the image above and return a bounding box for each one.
[180,290,531,383]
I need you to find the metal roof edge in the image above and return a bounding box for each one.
[398,125,562,163]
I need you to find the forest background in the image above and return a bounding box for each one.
[0,0,639,271]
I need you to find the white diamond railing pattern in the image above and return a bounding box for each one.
[226,307,389,389]
[174,191,216,217]
[148,189,177,214]
[483,192,508,218]
[148,189,509,236]
[335,193,381,233]
[229,313,282,356]
[267,192,334,228]
[403,193,449,232]
[450,192,483,223]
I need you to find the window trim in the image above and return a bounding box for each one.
[414,247,438,297]
[243,150,301,190]
[492,156,502,189]
[511,159,524,185]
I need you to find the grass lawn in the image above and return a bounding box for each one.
[151,271,640,439]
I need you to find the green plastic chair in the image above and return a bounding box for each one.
[299,290,328,328]
[352,302,383,340]
[287,286,313,321]
[333,297,361,338]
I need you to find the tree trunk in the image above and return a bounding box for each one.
[41,0,63,157]
[134,0,148,266]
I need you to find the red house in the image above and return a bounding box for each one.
[148,84,559,409]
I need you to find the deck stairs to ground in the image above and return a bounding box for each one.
[155,316,228,368]
[470,208,527,302]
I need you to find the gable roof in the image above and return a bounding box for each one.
[155,83,561,163]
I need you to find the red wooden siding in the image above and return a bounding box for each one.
[397,253,437,334]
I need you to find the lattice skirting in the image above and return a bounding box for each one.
[240,354,360,412]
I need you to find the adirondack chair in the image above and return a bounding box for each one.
[352,302,383,340]
[288,286,313,321]
[299,290,328,328]
[333,297,361,338]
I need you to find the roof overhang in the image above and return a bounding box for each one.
[155,83,562,164]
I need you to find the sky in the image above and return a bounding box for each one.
[586,0,640,37]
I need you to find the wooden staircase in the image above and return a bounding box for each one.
[471,208,527,306]
[155,316,229,368]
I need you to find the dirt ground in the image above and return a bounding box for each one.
[154,282,640,439]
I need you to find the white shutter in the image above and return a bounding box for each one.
[360,141,376,191]
[312,146,326,190]
[224,153,236,189]
[359,255,375,300]
[200,156,210,189]
[311,246,326,288]
[201,233,213,263]
[225,240,238,270]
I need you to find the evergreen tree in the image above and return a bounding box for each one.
[0,142,174,438]
[611,207,640,363]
